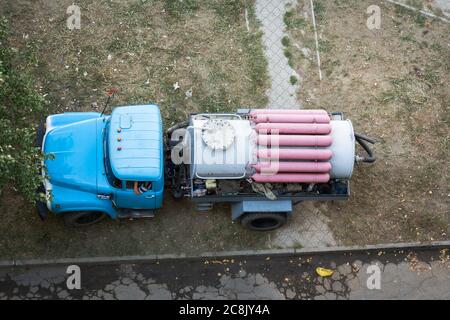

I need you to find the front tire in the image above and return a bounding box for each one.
[240,212,287,231]
[63,211,106,227]
[35,185,49,221]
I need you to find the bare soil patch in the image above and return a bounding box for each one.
[284,0,449,244]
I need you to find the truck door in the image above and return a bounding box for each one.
[114,181,156,209]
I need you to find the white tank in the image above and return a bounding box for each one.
[188,113,356,181]
[190,116,256,179]
[329,120,355,179]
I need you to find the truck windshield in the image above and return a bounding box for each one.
[103,119,121,188]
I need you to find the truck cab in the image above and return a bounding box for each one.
[41,105,164,226]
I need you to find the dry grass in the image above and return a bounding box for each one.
[284,0,449,244]
[0,0,270,260]
[1,0,268,126]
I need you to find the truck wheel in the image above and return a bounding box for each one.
[240,213,287,231]
[35,185,48,221]
[63,211,106,227]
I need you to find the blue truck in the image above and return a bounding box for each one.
[37,104,375,231]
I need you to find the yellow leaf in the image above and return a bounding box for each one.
[316,267,334,277]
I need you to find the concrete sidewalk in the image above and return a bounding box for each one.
[0,247,448,300]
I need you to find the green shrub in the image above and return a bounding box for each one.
[0,18,45,203]
[289,75,298,85]
[281,36,291,47]
[284,10,307,29]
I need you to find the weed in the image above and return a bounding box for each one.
[289,75,298,85]
[430,42,443,52]
[165,0,199,17]
[284,10,307,29]
[415,13,426,27]
[284,48,293,59]
[400,33,415,42]
[313,1,326,20]
[212,0,244,24]
[281,35,290,47]
[319,38,333,53]
[283,48,295,68]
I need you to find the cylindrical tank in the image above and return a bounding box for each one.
[329,120,355,178]
[188,112,356,182]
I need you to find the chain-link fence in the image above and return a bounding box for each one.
[254,0,304,108]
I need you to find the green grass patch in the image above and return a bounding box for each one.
[165,0,200,17]
[414,13,427,27]
[319,38,333,53]
[284,48,293,59]
[281,35,291,47]
[211,0,245,24]
[0,18,46,203]
[289,75,298,85]
[430,43,443,52]
[283,48,295,68]
[399,33,416,42]
[313,1,326,20]
[284,10,307,29]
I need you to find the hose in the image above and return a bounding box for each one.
[167,121,189,135]
[355,133,376,144]
[355,133,376,163]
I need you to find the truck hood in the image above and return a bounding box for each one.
[44,118,100,193]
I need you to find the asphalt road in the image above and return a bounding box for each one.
[0,247,448,300]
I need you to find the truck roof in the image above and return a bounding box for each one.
[108,105,163,181]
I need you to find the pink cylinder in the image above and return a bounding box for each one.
[257,149,332,160]
[256,123,332,135]
[252,173,330,183]
[253,162,332,173]
[252,114,330,124]
[257,135,332,147]
[250,109,328,115]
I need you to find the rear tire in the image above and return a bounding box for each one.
[63,211,106,227]
[240,212,287,231]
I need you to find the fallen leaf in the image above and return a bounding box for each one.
[316,267,334,277]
